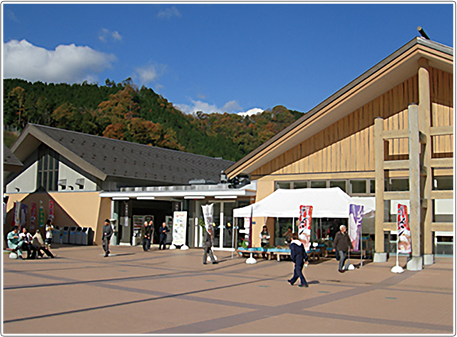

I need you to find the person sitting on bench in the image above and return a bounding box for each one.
[7,226,24,260]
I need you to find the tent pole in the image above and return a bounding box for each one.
[360,228,363,267]
[231,211,234,259]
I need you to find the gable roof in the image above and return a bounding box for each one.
[10,124,234,185]
[225,37,453,178]
[3,145,23,172]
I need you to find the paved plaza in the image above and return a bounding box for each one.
[2,244,455,335]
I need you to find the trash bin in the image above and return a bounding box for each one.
[69,226,77,244]
[86,227,94,245]
[62,226,70,244]
[75,227,82,245]
[80,227,88,245]
[52,226,61,244]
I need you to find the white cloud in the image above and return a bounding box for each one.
[99,28,122,42]
[175,98,263,116]
[3,39,116,84]
[176,100,219,114]
[222,100,242,112]
[238,108,264,117]
[157,6,182,19]
[133,63,166,85]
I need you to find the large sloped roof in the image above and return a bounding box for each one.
[10,124,234,185]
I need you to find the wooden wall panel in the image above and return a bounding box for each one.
[252,69,452,178]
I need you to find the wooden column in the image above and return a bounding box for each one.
[418,58,434,265]
[374,117,387,262]
[407,104,423,271]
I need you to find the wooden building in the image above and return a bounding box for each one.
[225,37,453,270]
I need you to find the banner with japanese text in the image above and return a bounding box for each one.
[38,201,45,228]
[201,204,214,232]
[348,204,364,251]
[397,204,411,253]
[49,200,55,220]
[299,205,313,251]
[30,203,36,230]
[13,201,21,227]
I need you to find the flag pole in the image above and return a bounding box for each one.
[391,220,404,273]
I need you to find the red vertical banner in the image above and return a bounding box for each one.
[397,204,411,253]
[30,203,37,230]
[49,200,55,221]
[299,205,313,251]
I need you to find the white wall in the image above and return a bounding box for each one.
[6,162,37,193]
[58,161,97,191]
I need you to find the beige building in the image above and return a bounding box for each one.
[226,37,454,270]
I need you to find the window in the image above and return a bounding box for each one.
[276,182,292,189]
[330,180,346,192]
[387,178,409,192]
[310,181,326,188]
[350,180,366,194]
[433,176,453,190]
[293,181,308,189]
[37,145,59,191]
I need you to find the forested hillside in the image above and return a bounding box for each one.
[3,78,304,162]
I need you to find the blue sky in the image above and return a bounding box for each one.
[2,2,455,115]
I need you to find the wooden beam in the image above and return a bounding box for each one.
[384,160,409,170]
[430,158,454,168]
[431,223,454,232]
[430,126,454,136]
[383,222,397,231]
[382,129,409,139]
[384,191,410,200]
[430,190,453,199]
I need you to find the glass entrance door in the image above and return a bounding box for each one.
[212,201,236,249]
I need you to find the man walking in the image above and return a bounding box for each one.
[102,219,113,257]
[333,225,353,272]
[287,233,309,287]
[203,226,217,265]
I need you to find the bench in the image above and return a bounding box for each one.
[236,247,265,258]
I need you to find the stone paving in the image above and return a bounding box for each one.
[2,244,455,335]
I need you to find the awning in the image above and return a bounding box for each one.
[233,188,374,218]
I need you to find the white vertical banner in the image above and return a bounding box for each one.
[201,204,214,232]
[172,211,187,246]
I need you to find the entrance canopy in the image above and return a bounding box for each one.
[233,188,374,219]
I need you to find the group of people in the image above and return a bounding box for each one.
[8,217,353,288]
[101,219,170,258]
[6,223,56,260]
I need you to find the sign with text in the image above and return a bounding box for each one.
[172,211,187,246]
[299,205,313,251]
[397,204,411,254]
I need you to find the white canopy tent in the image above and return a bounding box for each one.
[233,188,374,219]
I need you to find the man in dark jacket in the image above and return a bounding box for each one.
[158,222,169,250]
[287,233,309,287]
[333,225,353,272]
[203,226,217,265]
[102,219,113,257]
[141,221,152,252]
